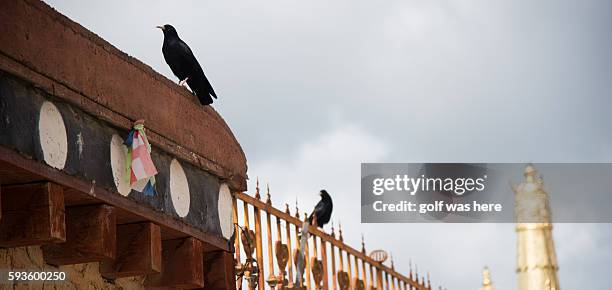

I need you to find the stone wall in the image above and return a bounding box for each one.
[0,247,145,290]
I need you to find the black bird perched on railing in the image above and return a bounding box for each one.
[156,24,217,106]
[296,189,333,286]
[308,189,333,228]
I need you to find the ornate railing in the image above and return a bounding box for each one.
[232,181,438,290]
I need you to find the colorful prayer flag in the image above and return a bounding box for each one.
[124,122,157,196]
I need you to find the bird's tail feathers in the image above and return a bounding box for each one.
[187,77,215,105]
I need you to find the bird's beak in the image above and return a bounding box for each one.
[156,25,164,31]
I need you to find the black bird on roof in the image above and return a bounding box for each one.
[157,24,217,106]
[307,190,333,228]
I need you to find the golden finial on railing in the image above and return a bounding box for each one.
[427,272,431,289]
[255,177,261,199]
[285,203,291,215]
[338,222,344,242]
[415,265,419,284]
[361,234,366,254]
[331,221,336,239]
[409,259,413,279]
[266,183,271,205]
[295,198,300,219]
[390,253,395,270]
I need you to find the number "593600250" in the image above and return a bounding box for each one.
[7,271,66,281]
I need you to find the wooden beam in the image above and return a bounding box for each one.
[197,250,236,290]
[0,182,65,247]
[42,204,116,265]
[0,147,229,252]
[100,222,162,279]
[145,237,204,289]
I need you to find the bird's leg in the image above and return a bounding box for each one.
[178,77,189,87]
[312,215,318,228]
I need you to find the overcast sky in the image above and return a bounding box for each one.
[44,1,612,289]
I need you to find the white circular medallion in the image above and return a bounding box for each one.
[169,159,190,217]
[110,134,131,196]
[38,101,68,170]
[218,183,233,239]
